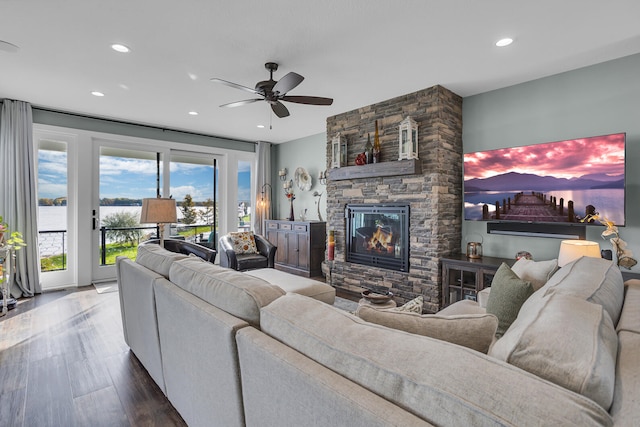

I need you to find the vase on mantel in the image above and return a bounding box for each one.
[373,119,381,163]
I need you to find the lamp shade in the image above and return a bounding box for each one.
[139,198,178,224]
[558,240,601,267]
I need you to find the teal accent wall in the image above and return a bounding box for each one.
[272,133,327,221]
[273,54,640,269]
[463,53,640,267]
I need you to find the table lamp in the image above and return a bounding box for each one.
[557,240,601,267]
[140,197,178,248]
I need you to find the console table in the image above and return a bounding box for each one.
[441,254,514,308]
[265,220,326,277]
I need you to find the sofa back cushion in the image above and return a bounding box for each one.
[136,243,189,278]
[260,294,613,426]
[511,258,558,291]
[356,306,497,353]
[542,256,624,326]
[489,292,618,410]
[169,257,285,327]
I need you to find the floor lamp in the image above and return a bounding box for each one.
[140,198,178,248]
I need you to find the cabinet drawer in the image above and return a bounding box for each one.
[279,223,293,230]
[294,224,308,232]
[267,222,279,230]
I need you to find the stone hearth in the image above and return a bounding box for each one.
[324,85,462,313]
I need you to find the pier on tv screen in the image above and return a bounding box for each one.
[463,133,625,226]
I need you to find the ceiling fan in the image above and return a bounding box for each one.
[210,62,333,118]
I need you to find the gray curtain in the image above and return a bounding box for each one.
[252,141,272,235]
[0,99,41,297]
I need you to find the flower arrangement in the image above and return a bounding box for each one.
[581,213,637,269]
[0,216,26,250]
[284,179,295,201]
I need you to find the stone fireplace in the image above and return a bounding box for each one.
[324,85,463,313]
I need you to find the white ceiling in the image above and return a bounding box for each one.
[1,1,640,145]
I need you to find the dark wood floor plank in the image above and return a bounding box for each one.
[0,287,185,427]
[24,354,75,427]
[73,386,130,427]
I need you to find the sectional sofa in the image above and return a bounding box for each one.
[116,244,640,426]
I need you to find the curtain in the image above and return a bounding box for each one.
[252,141,271,235]
[0,99,41,297]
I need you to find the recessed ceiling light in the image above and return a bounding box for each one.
[111,43,130,53]
[496,38,513,47]
[91,91,105,97]
[257,124,265,128]
[188,111,198,116]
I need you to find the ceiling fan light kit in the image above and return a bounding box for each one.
[211,62,333,118]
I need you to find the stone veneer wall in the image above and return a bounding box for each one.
[325,85,462,313]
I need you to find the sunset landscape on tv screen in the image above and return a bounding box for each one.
[463,133,626,226]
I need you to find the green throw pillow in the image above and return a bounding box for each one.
[486,263,534,338]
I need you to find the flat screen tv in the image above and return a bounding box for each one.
[464,132,626,227]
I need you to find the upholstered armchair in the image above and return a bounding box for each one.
[218,232,276,271]
[141,238,217,263]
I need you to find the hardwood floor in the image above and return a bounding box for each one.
[0,287,186,427]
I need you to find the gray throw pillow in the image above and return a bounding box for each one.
[486,263,534,337]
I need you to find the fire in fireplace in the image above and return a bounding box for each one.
[345,204,409,272]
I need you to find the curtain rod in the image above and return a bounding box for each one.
[1,99,257,145]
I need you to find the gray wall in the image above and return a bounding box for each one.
[462,52,640,269]
[274,53,640,272]
[272,133,328,221]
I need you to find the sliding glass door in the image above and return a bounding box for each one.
[92,143,162,282]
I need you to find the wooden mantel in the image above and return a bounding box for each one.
[327,159,421,181]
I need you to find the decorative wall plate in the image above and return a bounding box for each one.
[294,167,312,191]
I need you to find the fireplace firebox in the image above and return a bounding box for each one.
[345,204,409,272]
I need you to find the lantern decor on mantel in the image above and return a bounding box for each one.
[331,133,347,168]
[398,116,419,160]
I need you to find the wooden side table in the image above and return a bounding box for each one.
[441,254,514,308]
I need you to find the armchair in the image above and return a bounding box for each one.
[218,232,276,271]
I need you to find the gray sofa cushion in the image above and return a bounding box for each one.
[617,279,640,334]
[541,256,623,326]
[169,256,285,327]
[260,293,612,426]
[356,305,498,353]
[489,292,618,410]
[136,243,188,278]
[511,257,558,291]
[244,268,336,304]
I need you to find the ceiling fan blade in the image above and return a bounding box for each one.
[272,72,304,95]
[220,99,262,108]
[271,101,290,118]
[210,78,259,95]
[281,95,334,106]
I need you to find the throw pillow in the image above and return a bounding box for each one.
[356,305,498,353]
[393,295,423,313]
[228,231,258,254]
[486,263,534,338]
[511,258,558,291]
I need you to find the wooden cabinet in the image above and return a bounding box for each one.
[441,255,514,308]
[265,220,326,277]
